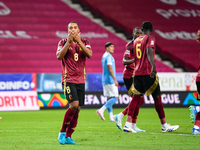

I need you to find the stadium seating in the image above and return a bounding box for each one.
[78,0,200,72]
[0,0,176,73]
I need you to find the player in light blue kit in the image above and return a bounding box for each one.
[97,42,119,121]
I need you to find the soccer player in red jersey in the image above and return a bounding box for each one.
[123,21,179,133]
[113,27,145,132]
[189,29,200,135]
[56,21,92,144]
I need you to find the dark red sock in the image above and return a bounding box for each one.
[195,112,200,127]
[132,99,141,123]
[140,96,144,106]
[122,106,128,115]
[127,95,140,117]
[66,112,79,138]
[131,119,136,123]
[132,96,144,123]
[60,108,76,132]
[154,96,166,124]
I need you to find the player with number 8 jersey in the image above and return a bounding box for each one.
[57,38,91,84]
[56,21,92,145]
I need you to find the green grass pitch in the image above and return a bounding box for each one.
[0,107,200,150]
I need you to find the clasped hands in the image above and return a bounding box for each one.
[68,32,81,44]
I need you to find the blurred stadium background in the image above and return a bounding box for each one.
[0,0,199,111]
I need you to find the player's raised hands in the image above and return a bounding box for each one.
[67,32,74,43]
[73,32,81,43]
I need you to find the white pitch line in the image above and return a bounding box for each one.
[148,132,194,136]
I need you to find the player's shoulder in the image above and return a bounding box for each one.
[102,52,110,62]
[142,34,150,39]
[58,39,67,45]
[145,35,155,44]
[102,52,107,58]
[136,34,153,42]
[125,40,134,49]
[145,34,155,40]
[150,35,155,40]
[59,38,67,42]
[126,40,134,46]
[81,38,90,44]
[104,52,112,59]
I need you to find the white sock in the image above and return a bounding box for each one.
[99,105,107,112]
[162,123,168,128]
[118,112,124,119]
[194,125,199,129]
[196,106,200,112]
[109,112,114,119]
[125,122,132,128]
[132,123,136,128]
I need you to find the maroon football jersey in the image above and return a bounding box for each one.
[133,34,155,76]
[123,40,135,79]
[57,38,91,84]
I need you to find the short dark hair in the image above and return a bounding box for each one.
[68,21,79,28]
[141,21,153,32]
[105,42,114,48]
[133,27,141,34]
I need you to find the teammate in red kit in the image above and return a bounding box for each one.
[123,21,179,133]
[189,29,200,135]
[56,21,92,144]
[113,27,145,132]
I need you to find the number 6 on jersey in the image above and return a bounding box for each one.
[136,43,142,59]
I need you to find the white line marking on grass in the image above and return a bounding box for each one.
[149,132,194,136]
[87,127,116,128]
